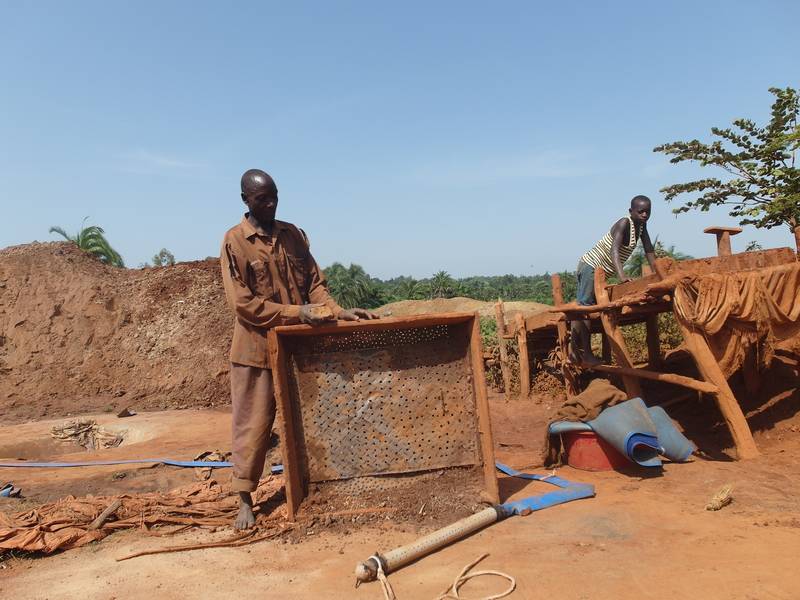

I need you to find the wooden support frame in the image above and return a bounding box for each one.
[494,300,512,396]
[515,312,531,398]
[593,268,642,398]
[551,274,579,396]
[645,314,662,369]
[676,320,760,460]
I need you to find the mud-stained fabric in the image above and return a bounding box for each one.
[672,261,800,377]
[0,477,283,555]
[220,214,343,367]
[230,362,276,493]
[542,378,627,467]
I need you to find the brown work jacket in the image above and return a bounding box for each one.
[220,214,342,368]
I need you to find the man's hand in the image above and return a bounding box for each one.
[337,308,380,321]
[299,304,336,325]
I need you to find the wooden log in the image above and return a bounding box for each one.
[515,312,530,398]
[493,300,512,396]
[594,268,642,398]
[551,274,579,396]
[645,314,662,369]
[677,321,759,460]
[704,226,742,257]
[601,334,612,364]
[89,499,123,530]
[584,364,718,394]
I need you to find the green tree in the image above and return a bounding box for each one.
[429,270,455,299]
[654,86,800,251]
[324,262,385,309]
[151,248,176,267]
[49,218,125,267]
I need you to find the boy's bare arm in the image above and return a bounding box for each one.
[610,218,632,282]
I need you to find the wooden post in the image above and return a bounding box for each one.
[594,268,642,398]
[677,320,759,460]
[703,226,743,257]
[515,312,530,398]
[645,315,662,369]
[601,334,612,364]
[493,300,512,396]
[741,349,762,398]
[551,274,579,396]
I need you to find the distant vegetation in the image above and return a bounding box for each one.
[324,243,693,309]
[49,218,125,268]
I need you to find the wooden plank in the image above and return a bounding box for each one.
[594,268,642,398]
[551,274,579,396]
[469,315,501,504]
[677,321,760,460]
[267,329,305,521]
[516,312,531,398]
[608,247,797,300]
[585,363,718,393]
[494,301,512,396]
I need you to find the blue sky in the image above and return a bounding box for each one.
[1,1,797,278]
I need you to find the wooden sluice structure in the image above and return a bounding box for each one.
[495,231,799,461]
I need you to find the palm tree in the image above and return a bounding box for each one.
[394,277,428,300]
[429,270,455,299]
[49,218,125,267]
[324,262,384,309]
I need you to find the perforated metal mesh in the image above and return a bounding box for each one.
[283,323,482,485]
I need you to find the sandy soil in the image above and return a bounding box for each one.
[378,296,549,320]
[2,392,799,599]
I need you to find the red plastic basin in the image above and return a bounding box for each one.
[562,430,630,471]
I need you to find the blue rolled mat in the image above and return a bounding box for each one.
[647,405,697,462]
[587,398,662,467]
[548,421,593,435]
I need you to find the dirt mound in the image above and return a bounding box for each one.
[378,297,549,320]
[0,242,231,422]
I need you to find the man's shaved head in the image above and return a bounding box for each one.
[241,169,277,197]
[631,195,651,209]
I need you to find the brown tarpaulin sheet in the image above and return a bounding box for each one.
[673,261,800,377]
[0,476,284,555]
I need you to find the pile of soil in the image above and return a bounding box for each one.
[0,242,232,422]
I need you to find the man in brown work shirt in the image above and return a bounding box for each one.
[221,168,377,529]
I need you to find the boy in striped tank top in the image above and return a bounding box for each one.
[570,195,662,365]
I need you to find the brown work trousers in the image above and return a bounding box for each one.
[230,363,276,492]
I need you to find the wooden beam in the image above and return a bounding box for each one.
[493,300,512,396]
[551,274,579,396]
[677,320,760,460]
[584,363,718,393]
[594,268,642,398]
[608,247,796,300]
[515,312,530,398]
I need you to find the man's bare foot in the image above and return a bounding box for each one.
[234,491,256,530]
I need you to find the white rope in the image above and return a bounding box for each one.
[435,554,516,600]
[369,555,397,600]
